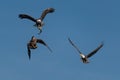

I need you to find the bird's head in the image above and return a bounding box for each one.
[31,36,35,40]
[31,36,37,41]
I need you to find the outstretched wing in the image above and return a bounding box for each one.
[68,38,82,54]
[19,14,36,22]
[39,8,55,21]
[86,42,104,58]
[27,43,31,60]
[37,39,52,52]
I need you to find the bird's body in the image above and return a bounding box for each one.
[27,36,52,60]
[34,19,44,33]
[68,38,103,63]
[80,54,89,63]
[28,36,38,49]
[19,8,55,34]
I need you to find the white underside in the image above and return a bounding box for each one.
[80,54,85,58]
[37,19,42,22]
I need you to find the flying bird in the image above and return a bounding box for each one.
[27,36,52,60]
[68,38,103,63]
[19,8,55,34]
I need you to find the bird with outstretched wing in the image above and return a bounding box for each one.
[27,36,52,60]
[68,37,104,63]
[19,8,55,34]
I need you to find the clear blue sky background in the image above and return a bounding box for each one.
[0,0,120,80]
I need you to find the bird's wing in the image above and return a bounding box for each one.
[37,39,52,52]
[39,8,55,21]
[19,14,36,22]
[86,42,104,58]
[27,43,31,60]
[68,38,82,54]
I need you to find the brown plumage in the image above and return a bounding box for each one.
[68,38,103,63]
[27,36,52,60]
[19,8,55,34]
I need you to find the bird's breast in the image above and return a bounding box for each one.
[80,54,86,58]
[37,19,42,23]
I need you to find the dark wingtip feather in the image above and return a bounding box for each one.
[28,55,31,60]
[18,14,23,19]
[47,46,53,53]
[27,43,31,60]
[101,41,104,46]
[68,37,71,42]
[48,8,55,13]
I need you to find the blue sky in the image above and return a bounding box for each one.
[0,0,120,80]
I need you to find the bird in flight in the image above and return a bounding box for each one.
[19,8,55,34]
[68,38,103,63]
[27,36,52,60]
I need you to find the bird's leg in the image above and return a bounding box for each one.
[38,29,42,35]
[37,26,42,35]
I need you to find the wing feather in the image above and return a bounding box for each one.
[27,43,31,60]
[37,39,52,52]
[39,8,55,21]
[68,38,82,54]
[19,14,36,22]
[87,42,104,58]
